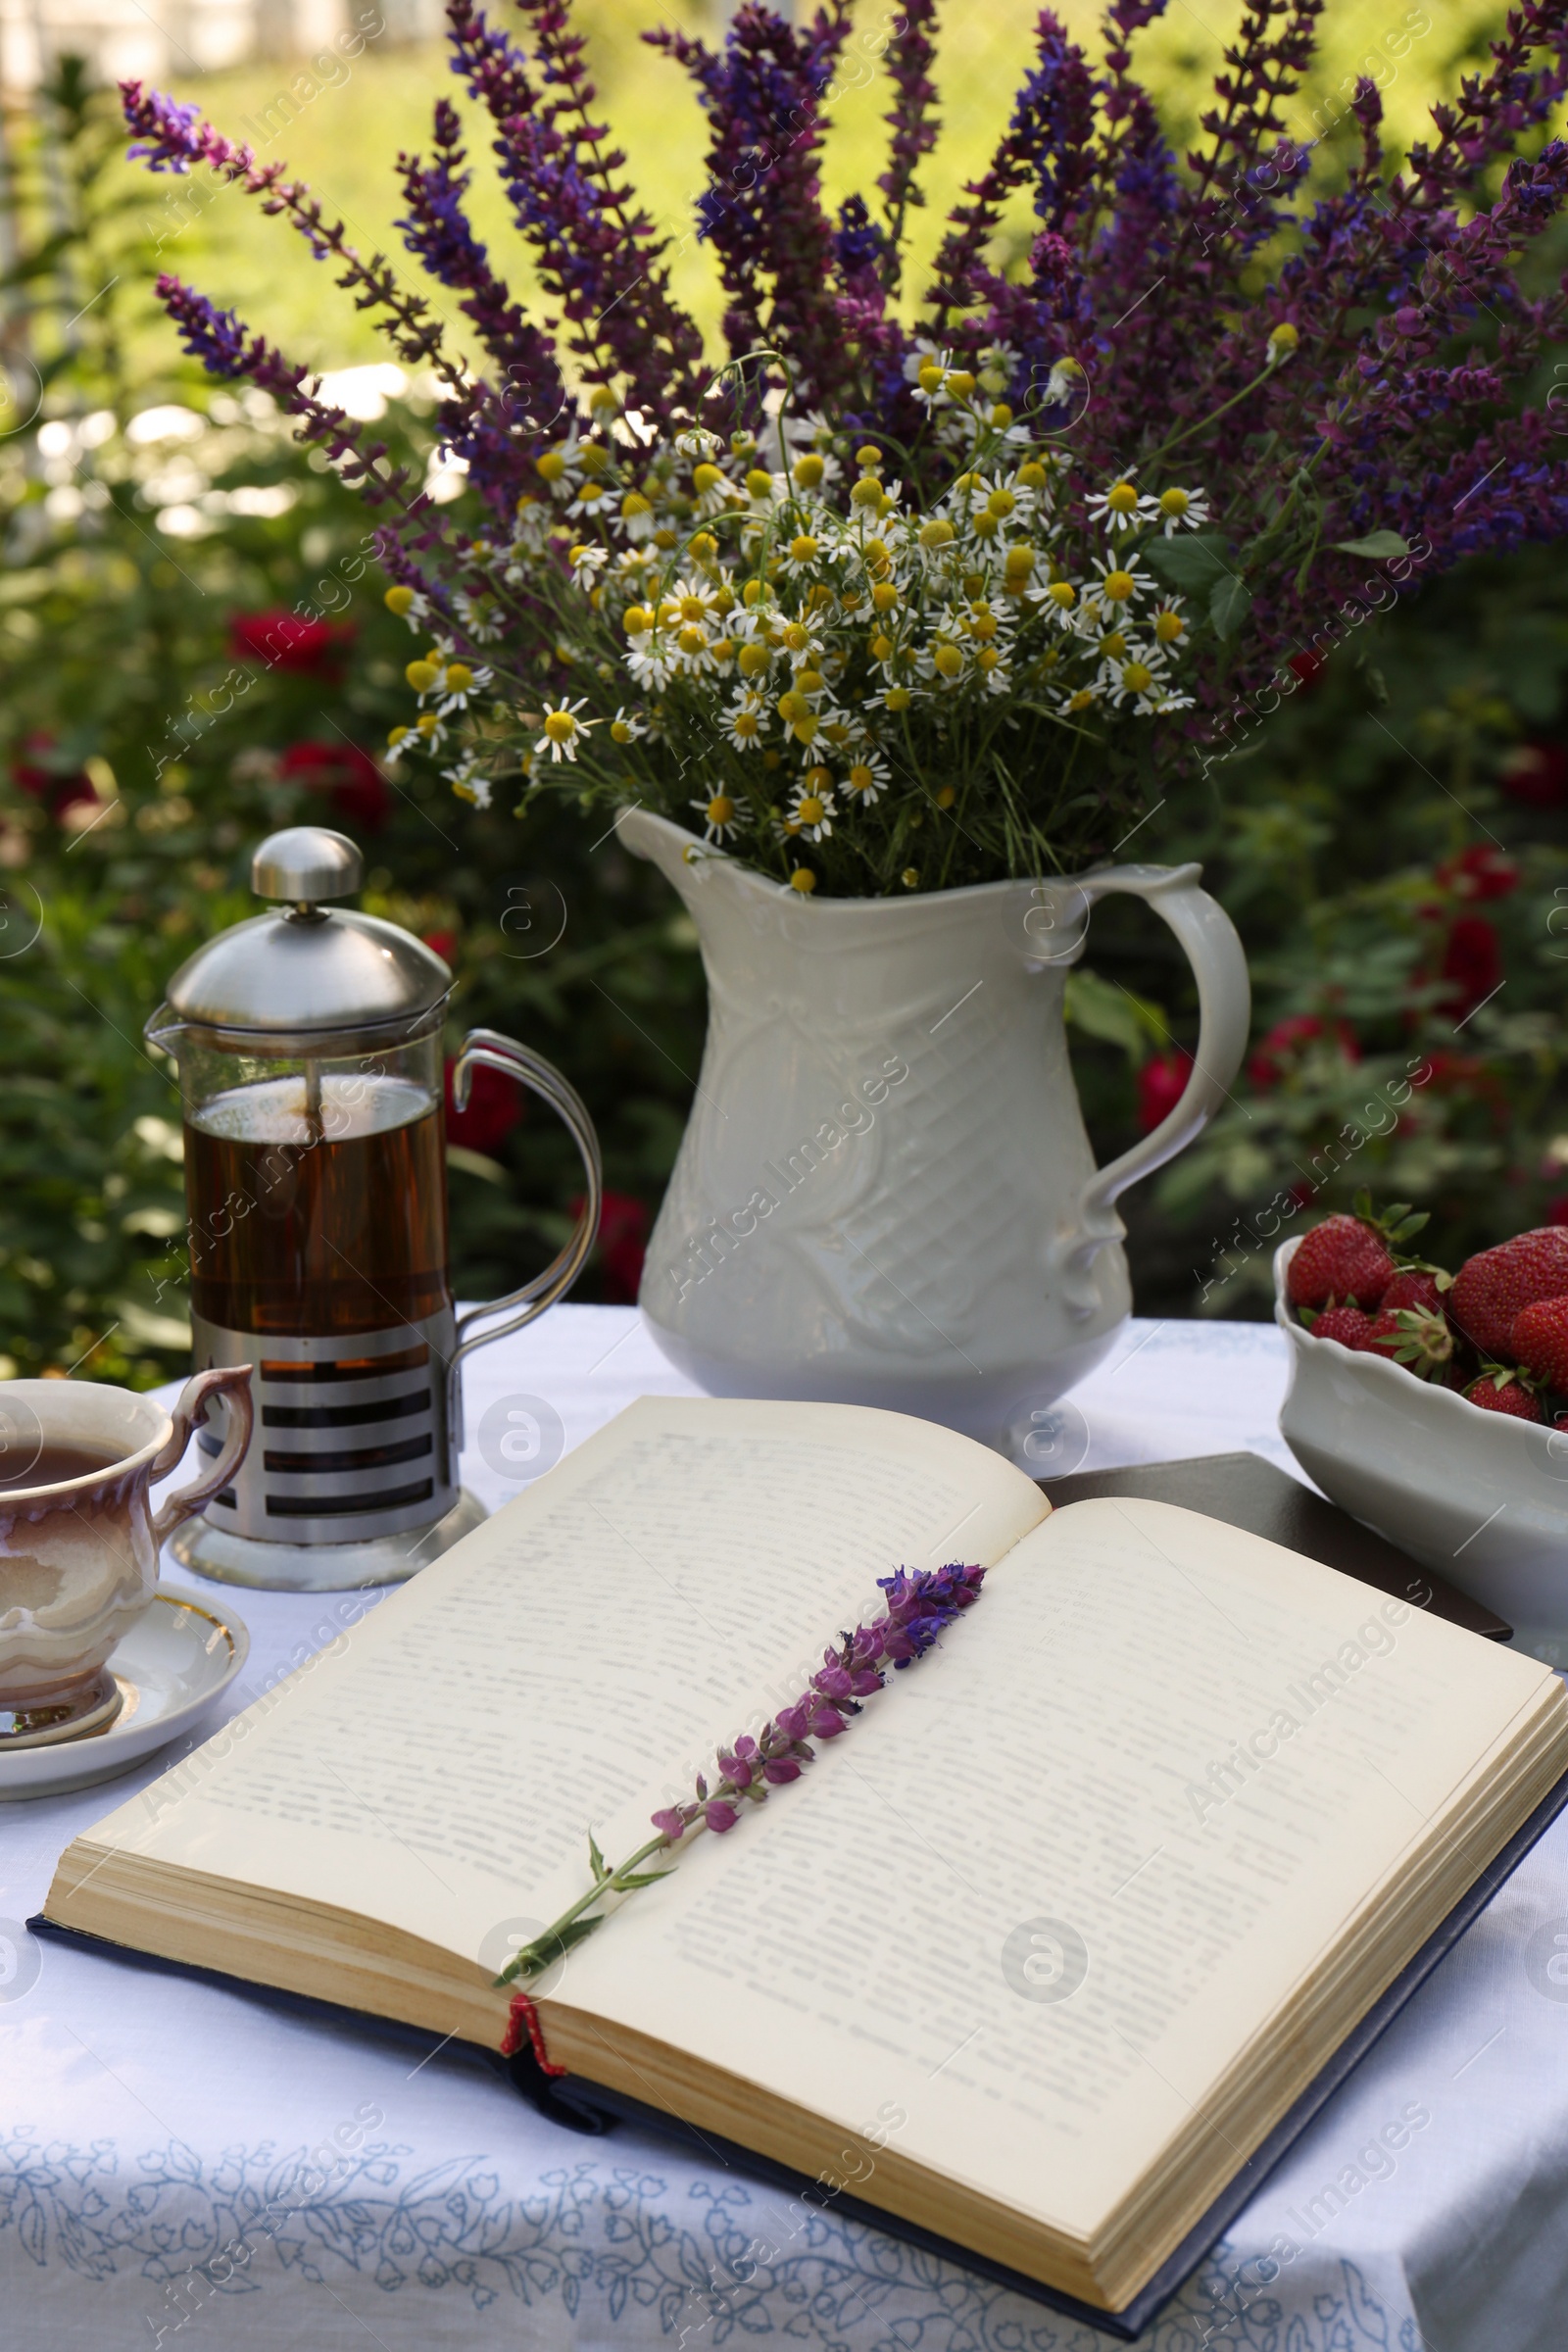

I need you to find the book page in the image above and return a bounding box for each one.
[68,1397,1047,1963]
[542,1496,1562,2244]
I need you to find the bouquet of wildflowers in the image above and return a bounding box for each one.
[123,0,1568,896]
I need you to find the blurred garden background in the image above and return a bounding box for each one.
[2,0,1566,1387]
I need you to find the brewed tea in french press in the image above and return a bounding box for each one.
[146,826,601,1591]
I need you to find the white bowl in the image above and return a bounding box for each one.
[1273,1234,1568,1661]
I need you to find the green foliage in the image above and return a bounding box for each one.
[1067,547,1568,1315]
[0,64,704,1385]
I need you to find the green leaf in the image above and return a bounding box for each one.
[587,1831,608,1883]
[1331,531,1410,560]
[1063,968,1168,1063]
[1209,574,1252,639]
[615,1867,677,1889]
[1143,533,1234,590]
[495,1914,606,1984]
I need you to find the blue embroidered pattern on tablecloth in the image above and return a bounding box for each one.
[0,2130,1423,2351]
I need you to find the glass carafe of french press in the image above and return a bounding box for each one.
[146,826,601,1592]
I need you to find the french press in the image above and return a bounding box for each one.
[146,825,601,1592]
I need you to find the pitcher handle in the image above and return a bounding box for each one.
[449,1029,603,1377]
[1048,862,1250,1316]
[150,1365,255,1546]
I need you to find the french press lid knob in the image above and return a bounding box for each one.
[252,826,365,909]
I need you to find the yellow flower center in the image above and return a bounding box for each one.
[384,585,415,615]
[444,662,473,692]
[856,445,882,470]
[386,724,409,747]
[968,611,998,639]
[777,691,809,724]
[544,710,577,743]
[1159,488,1191,517]
[1102,570,1136,604]
[1067,688,1096,711]
[789,535,819,565]
[917,363,946,395]
[793,454,825,489]
[677,595,705,621]
[692,464,722,495]
[711,637,736,663]
[738,643,771,677]
[780,621,809,653]
[791,714,820,744]
[536,451,567,483]
[936,784,956,808]
[1155,611,1184,643]
[885,686,912,711]
[707,796,735,825]
[1121,662,1154,693]
[789,867,817,893]
[623,605,652,636]
[611,720,634,743]
[1268,320,1299,355]
[732,711,760,739]
[870,633,895,662]
[405,659,438,693]
[977,646,1001,669]
[745,467,774,498]
[901,867,919,888]
[575,482,605,504]
[796,668,825,695]
[869,583,898,614]
[1048,581,1076,609]
[933,644,963,677]
[850,476,883,508]
[986,488,1016,519]
[918,518,955,550]
[416,713,439,736]
[797,796,825,825]
[947,370,976,399]
[621,490,652,517]
[848,763,875,794]
[579,444,610,475]
[678,626,706,654]
[1101,631,1127,659]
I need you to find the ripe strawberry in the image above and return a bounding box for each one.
[1463,1372,1544,1421]
[1511,1297,1568,1391]
[1449,1228,1568,1360]
[1305,1304,1375,1349]
[1288,1217,1395,1311]
[1365,1305,1456,1381]
[1380,1268,1449,1316]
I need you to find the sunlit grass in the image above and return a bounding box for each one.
[149,0,1512,377]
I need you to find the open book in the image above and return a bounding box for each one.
[44,1398,1568,2323]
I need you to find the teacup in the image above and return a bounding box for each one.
[0,1367,253,1742]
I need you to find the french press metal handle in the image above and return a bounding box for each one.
[450,1027,603,1372]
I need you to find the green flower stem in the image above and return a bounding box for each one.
[494,1828,680,1988]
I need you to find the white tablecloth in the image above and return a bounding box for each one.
[4,1310,1567,2352]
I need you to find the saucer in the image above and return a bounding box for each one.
[0,1588,249,1800]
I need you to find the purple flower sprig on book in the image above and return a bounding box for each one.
[495,1561,985,1991]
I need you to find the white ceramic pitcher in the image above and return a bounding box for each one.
[622,808,1249,1452]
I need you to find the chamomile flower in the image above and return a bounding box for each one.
[567,542,610,590]
[1152,600,1187,646]
[533,432,586,495]
[609,705,648,745]
[567,478,613,520]
[1030,575,1084,630]
[534,698,598,763]
[1152,485,1210,535]
[615,488,659,542]
[437,660,493,716]
[779,530,825,581]
[1101,655,1171,712]
[1038,355,1087,414]
[383,583,429,628]
[722,692,769,752]
[1086,475,1154,534]
[844,751,891,803]
[625,633,676,691]
[1055,681,1102,715]
[444,758,493,810]
[690,791,745,843]
[787,780,836,841]
[1088,556,1155,612]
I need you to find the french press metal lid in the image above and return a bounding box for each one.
[146,826,602,1592]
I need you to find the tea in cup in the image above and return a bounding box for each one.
[0,1366,253,1745]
